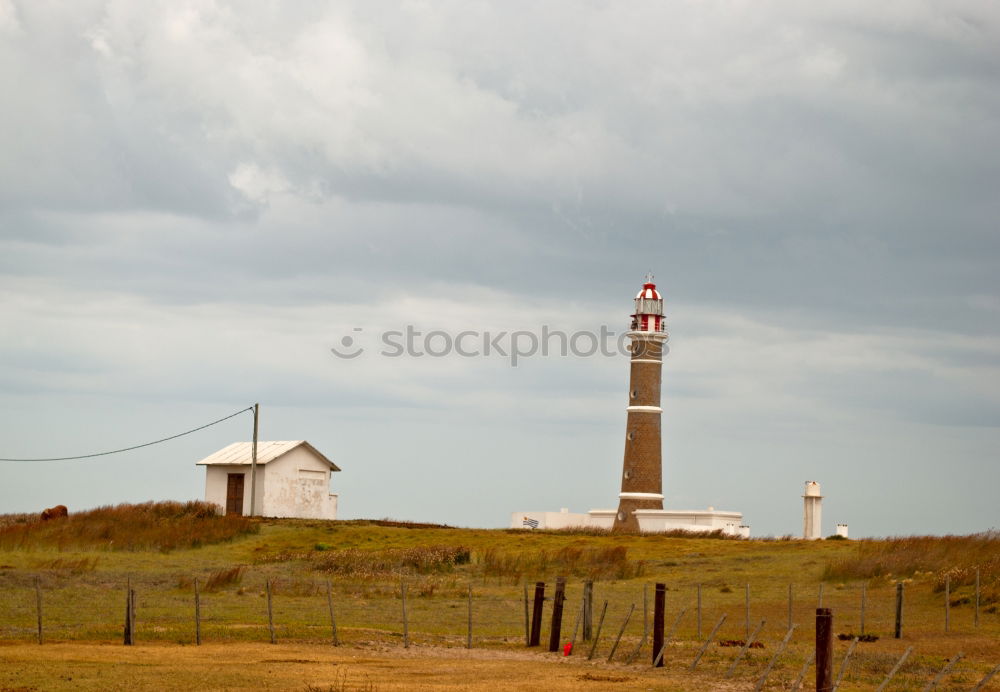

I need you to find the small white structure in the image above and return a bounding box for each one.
[511,506,747,536]
[803,481,823,540]
[197,441,340,519]
[836,523,849,539]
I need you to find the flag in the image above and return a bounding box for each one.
[522,516,539,529]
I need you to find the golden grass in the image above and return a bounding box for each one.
[0,501,257,552]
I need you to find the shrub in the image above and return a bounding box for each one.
[204,566,245,591]
[0,501,258,552]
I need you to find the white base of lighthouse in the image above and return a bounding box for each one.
[510,506,747,536]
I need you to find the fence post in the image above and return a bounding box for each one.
[568,598,584,654]
[894,583,903,639]
[975,567,981,628]
[790,652,815,692]
[194,577,202,646]
[34,576,43,645]
[788,583,793,631]
[725,618,765,678]
[522,583,529,646]
[548,577,565,652]
[607,603,634,663]
[326,579,338,646]
[130,587,136,644]
[832,636,858,691]
[875,646,913,692]
[652,582,665,667]
[529,582,545,647]
[816,608,833,692]
[697,583,703,638]
[690,614,727,671]
[745,583,751,640]
[582,580,593,641]
[971,662,1000,692]
[266,579,276,644]
[123,578,133,646]
[624,584,650,664]
[754,625,796,692]
[586,600,608,660]
[651,607,687,668]
[922,653,964,692]
[401,579,409,649]
[860,582,866,636]
[467,583,473,649]
[944,576,950,633]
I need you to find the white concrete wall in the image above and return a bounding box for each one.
[204,466,259,515]
[510,509,590,530]
[259,447,338,520]
[634,510,744,534]
[836,524,848,538]
[804,497,822,540]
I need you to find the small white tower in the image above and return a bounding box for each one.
[803,481,823,540]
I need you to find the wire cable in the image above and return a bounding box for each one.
[0,406,254,462]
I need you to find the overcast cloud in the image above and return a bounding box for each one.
[1,1,998,536]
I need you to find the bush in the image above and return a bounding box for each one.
[0,501,258,552]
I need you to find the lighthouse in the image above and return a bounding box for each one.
[509,274,747,535]
[614,274,669,531]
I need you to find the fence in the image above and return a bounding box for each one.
[2,573,998,689]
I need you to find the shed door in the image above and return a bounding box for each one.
[226,473,245,516]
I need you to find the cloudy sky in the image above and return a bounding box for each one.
[1,1,998,537]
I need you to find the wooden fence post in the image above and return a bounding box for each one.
[326,579,338,646]
[875,646,913,692]
[725,618,765,678]
[529,582,544,647]
[690,614,727,671]
[696,583,703,638]
[568,598,584,654]
[788,583,793,631]
[922,653,964,692]
[586,600,608,660]
[123,578,133,646]
[789,652,815,692]
[832,636,858,691]
[894,582,904,639]
[971,662,1000,692]
[401,580,409,649]
[754,625,796,692]
[975,567,981,628]
[745,583,751,640]
[944,576,950,633]
[466,583,473,649]
[860,582,866,636]
[652,582,666,667]
[606,603,634,663]
[523,583,529,646]
[816,608,834,692]
[582,581,593,641]
[194,577,201,646]
[548,577,566,652]
[34,576,43,645]
[651,607,687,669]
[266,579,276,644]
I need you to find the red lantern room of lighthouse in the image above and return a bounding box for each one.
[614,274,669,531]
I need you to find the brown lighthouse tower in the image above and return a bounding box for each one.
[613,275,668,531]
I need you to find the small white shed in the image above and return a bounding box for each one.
[196,441,340,519]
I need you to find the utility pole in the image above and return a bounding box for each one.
[249,403,259,517]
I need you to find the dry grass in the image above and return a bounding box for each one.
[478,545,646,583]
[0,501,257,552]
[822,532,1000,594]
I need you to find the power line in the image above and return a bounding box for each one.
[0,406,254,462]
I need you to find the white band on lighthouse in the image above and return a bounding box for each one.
[630,359,661,364]
[619,492,665,501]
[626,405,662,413]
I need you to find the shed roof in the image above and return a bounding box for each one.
[195,441,340,471]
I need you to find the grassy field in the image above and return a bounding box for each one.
[1,508,999,690]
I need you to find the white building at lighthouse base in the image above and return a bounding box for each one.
[511,506,748,537]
